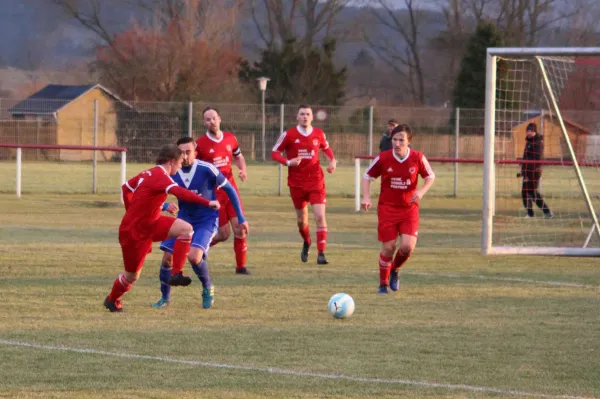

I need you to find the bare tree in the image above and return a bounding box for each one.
[246,0,351,52]
[52,0,247,101]
[453,0,588,46]
[363,0,431,105]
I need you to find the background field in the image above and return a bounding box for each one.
[0,163,599,398]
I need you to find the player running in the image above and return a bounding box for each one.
[195,107,251,275]
[104,144,220,312]
[361,124,435,294]
[152,137,248,309]
[271,105,337,264]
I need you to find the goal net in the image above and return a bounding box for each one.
[482,48,600,256]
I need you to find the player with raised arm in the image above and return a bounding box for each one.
[104,144,220,312]
[271,105,337,264]
[195,107,251,275]
[152,137,249,309]
[361,124,435,294]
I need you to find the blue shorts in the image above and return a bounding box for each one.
[160,218,219,255]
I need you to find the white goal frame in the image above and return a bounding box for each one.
[482,47,600,256]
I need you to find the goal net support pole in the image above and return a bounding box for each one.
[482,47,600,256]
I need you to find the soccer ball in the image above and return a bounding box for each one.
[328,293,355,319]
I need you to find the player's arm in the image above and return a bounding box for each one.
[271,131,301,167]
[321,134,336,173]
[361,156,381,211]
[232,147,248,182]
[167,185,219,209]
[215,171,249,233]
[121,174,142,210]
[161,202,178,216]
[411,155,436,203]
[221,181,246,224]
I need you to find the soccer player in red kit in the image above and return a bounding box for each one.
[104,144,220,312]
[271,105,337,264]
[361,124,435,294]
[195,107,251,275]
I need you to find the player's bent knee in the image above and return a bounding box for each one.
[218,226,231,241]
[399,246,413,257]
[382,242,396,256]
[124,271,140,284]
[161,252,173,265]
[188,248,204,265]
[232,226,246,238]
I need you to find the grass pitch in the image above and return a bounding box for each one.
[0,162,598,398]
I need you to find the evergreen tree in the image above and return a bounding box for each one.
[453,22,504,109]
[239,38,347,105]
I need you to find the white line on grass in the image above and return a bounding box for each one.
[0,339,594,399]
[290,268,597,289]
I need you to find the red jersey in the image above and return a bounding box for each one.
[364,149,434,208]
[272,125,330,190]
[195,131,241,183]
[120,165,178,237]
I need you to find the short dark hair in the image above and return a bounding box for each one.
[156,143,182,165]
[391,124,413,141]
[297,104,312,112]
[387,118,399,125]
[202,106,219,116]
[526,122,538,133]
[176,136,195,146]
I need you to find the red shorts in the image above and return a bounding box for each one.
[289,186,326,210]
[119,216,176,273]
[216,185,244,227]
[377,204,419,242]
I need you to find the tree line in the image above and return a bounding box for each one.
[10,0,600,107]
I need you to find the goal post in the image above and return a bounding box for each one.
[483,47,600,256]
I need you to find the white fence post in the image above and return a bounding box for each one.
[92,99,98,194]
[188,102,193,138]
[355,157,361,212]
[120,151,127,204]
[278,103,284,196]
[368,105,374,156]
[454,107,460,197]
[16,147,22,199]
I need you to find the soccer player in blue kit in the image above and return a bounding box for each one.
[152,137,249,309]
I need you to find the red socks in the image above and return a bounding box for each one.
[108,274,132,302]
[393,250,410,270]
[379,253,392,286]
[299,224,311,244]
[234,237,248,270]
[171,235,192,275]
[316,227,327,252]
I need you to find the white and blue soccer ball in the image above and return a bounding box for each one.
[328,293,355,319]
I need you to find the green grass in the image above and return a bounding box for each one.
[0,164,599,398]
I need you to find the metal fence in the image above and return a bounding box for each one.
[0,97,494,163]
[4,97,600,198]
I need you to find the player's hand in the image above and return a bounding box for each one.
[209,200,221,210]
[238,169,247,182]
[410,189,424,204]
[238,220,250,235]
[327,159,337,174]
[516,173,522,178]
[361,199,371,211]
[166,202,179,216]
[288,157,302,167]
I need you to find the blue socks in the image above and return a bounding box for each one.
[192,259,211,288]
[159,263,172,300]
